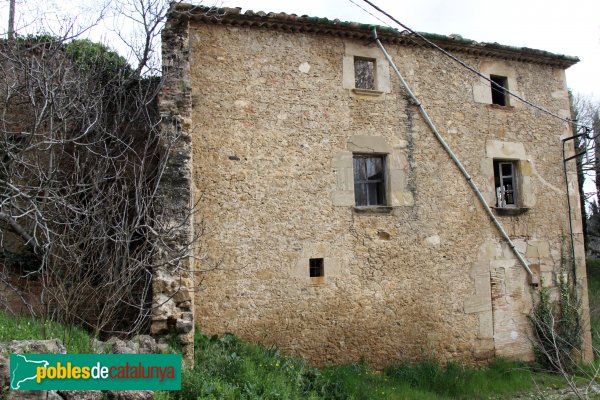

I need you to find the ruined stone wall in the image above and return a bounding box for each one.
[151,12,196,359]
[184,21,590,366]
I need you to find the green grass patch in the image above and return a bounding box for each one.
[159,332,320,400]
[156,330,561,400]
[0,310,92,353]
[587,257,600,349]
[383,358,562,399]
[6,261,598,400]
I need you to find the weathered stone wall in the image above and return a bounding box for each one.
[179,13,591,366]
[151,10,196,359]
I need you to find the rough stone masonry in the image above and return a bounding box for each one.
[153,4,592,367]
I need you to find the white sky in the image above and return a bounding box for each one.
[225,0,600,101]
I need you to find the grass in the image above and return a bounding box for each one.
[0,310,92,353]
[586,257,600,349]
[0,317,568,400]
[6,258,600,399]
[155,331,562,400]
[152,257,600,399]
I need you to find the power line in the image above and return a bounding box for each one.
[347,0,392,29]
[358,0,590,131]
[347,0,508,102]
[347,0,499,102]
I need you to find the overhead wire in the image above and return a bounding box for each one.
[348,0,599,280]
[347,0,393,28]
[345,0,532,118]
[352,0,591,132]
[347,0,502,102]
[347,0,507,101]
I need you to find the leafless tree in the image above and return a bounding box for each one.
[571,95,600,207]
[570,95,600,261]
[0,0,198,339]
[529,268,600,399]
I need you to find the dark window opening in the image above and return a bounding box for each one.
[353,155,386,206]
[494,160,517,207]
[354,58,375,90]
[309,258,324,277]
[490,75,509,106]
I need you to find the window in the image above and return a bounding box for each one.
[309,258,324,277]
[354,58,375,90]
[494,160,517,207]
[490,75,509,106]
[353,155,386,206]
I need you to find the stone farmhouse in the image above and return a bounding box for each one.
[153,4,592,366]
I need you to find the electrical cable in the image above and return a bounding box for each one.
[357,0,592,132]
[346,0,515,103]
[347,0,513,105]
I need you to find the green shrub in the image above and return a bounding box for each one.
[530,270,582,372]
[160,332,320,399]
[10,35,131,83]
[156,329,559,400]
[64,39,132,81]
[586,257,600,349]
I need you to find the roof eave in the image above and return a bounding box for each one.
[170,4,579,69]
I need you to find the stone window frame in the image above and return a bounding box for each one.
[331,136,413,211]
[292,243,342,283]
[482,140,535,215]
[342,42,391,98]
[473,62,522,109]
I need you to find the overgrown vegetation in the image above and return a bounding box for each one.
[0,310,91,353]
[525,257,600,399]
[530,270,582,373]
[586,258,600,349]
[0,0,183,343]
[0,308,572,399]
[0,26,191,339]
[154,331,560,400]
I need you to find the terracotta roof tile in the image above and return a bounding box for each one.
[170,4,578,68]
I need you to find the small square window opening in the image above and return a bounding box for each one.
[490,75,509,106]
[494,160,517,208]
[354,58,375,90]
[309,258,324,277]
[353,155,386,206]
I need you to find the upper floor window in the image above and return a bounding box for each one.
[353,155,386,206]
[494,160,517,208]
[342,44,390,96]
[354,58,375,90]
[490,75,509,106]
